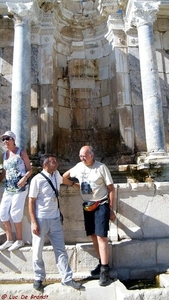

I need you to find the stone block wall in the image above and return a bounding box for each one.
[60,182,169,244]
[117,182,169,240]
[0,182,168,246]
[31,14,169,162]
[0,14,169,164]
[0,181,169,279]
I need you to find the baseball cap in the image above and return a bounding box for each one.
[1,131,16,140]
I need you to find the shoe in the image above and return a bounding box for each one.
[8,240,24,251]
[33,280,44,292]
[99,266,110,286]
[0,241,14,251]
[91,263,101,277]
[62,279,82,289]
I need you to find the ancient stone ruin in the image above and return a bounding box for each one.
[0,0,169,292]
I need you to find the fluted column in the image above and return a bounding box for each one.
[6,1,39,150]
[133,2,166,156]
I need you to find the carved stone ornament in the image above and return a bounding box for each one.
[6,1,39,23]
[131,1,160,28]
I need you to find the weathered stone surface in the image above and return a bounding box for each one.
[31,45,39,84]
[118,105,134,150]
[113,239,156,268]
[0,29,14,47]
[159,72,168,106]
[0,47,13,75]
[116,73,131,106]
[163,31,169,50]
[128,47,142,106]
[0,86,11,105]
[31,84,38,108]
[156,50,165,74]
[117,183,169,240]
[164,50,169,74]
[0,2,169,158]
[154,30,162,49]
[59,106,71,129]
[39,44,53,84]
[115,47,129,73]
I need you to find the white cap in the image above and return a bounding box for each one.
[1,131,16,140]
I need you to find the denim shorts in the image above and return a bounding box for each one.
[83,202,110,237]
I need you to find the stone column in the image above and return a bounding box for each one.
[6,1,39,150]
[133,2,166,156]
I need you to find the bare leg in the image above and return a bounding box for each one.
[14,222,22,240]
[90,234,100,259]
[97,236,110,286]
[2,220,13,241]
[97,236,109,265]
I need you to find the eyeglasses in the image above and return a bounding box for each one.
[2,137,12,142]
[48,159,57,164]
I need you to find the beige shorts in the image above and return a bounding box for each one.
[0,188,28,222]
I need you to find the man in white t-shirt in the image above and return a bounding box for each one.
[28,154,81,292]
[63,145,116,286]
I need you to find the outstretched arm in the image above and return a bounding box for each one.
[62,170,80,189]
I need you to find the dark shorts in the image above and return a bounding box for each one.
[83,203,110,237]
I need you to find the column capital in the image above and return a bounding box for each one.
[6,0,39,24]
[126,1,161,29]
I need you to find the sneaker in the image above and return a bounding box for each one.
[0,241,14,251]
[8,240,24,251]
[33,280,44,292]
[99,266,110,286]
[62,279,82,289]
[91,263,101,277]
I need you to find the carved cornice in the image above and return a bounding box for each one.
[108,10,124,29]
[157,0,169,17]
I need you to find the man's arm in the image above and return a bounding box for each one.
[62,170,80,189]
[62,170,71,180]
[62,170,73,186]
[28,197,40,236]
[107,184,116,222]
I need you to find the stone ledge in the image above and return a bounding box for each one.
[0,271,90,284]
[0,276,169,300]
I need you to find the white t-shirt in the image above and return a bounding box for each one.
[70,160,113,202]
[29,170,63,219]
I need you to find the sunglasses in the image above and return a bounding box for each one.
[2,137,12,142]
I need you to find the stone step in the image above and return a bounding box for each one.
[0,242,111,275]
[0,279,118,300]
[1,275,169,300]
[0,239,169,281]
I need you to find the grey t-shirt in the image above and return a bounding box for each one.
[70,160,113,202]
